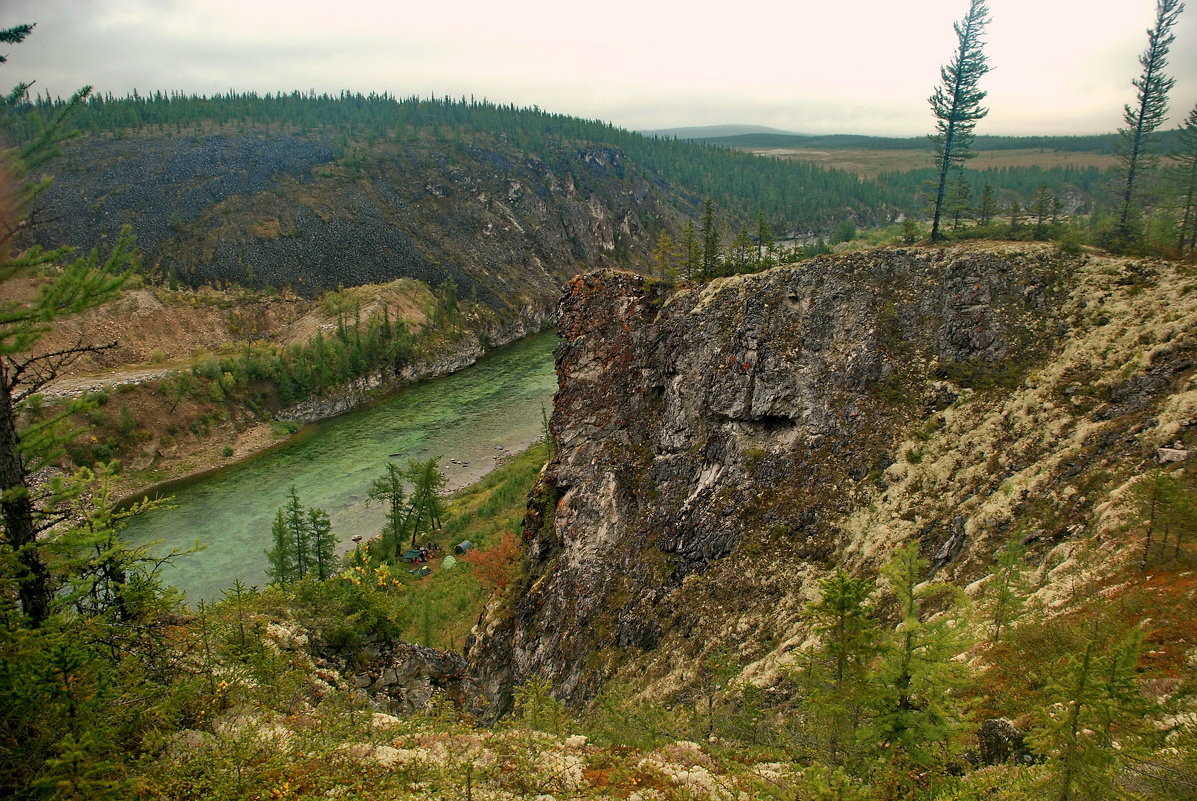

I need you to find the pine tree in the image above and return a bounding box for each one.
[928,0,991,242]
[1111,0,1185,251]
[1166,102,1197,255]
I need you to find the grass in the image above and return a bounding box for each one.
[748,146,1121,178]
[392,441,548,650]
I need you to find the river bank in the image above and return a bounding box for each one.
[104,313,555,505]
[120,331,559,600]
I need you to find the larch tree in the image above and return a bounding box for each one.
[368,462,408,557]
[0,24,135,626]
[651,230,677,280]
[863,542,972,783]
[679,220,700,281]
[699,199,721,280]
[400,458,446,548]
[976,182,998,227]
[944,172,973,231]
[754,211,775,269]
[928,0,991,242]
[307,506,335,580]
[265,508,295,585]
[1111,0,1184,251]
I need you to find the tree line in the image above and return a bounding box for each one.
[926,0,1195,255]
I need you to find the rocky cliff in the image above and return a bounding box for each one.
[466,242,1197,716]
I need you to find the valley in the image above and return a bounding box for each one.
[2,6,1196,796]
[120,331,557,600]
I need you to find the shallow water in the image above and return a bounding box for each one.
[121,332,558,601]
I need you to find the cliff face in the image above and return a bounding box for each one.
[466,243,1197,716]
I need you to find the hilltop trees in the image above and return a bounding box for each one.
[928,0,991,242]
[1109,0,1184,252]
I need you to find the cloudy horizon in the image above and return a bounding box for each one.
[4,0,1196,138]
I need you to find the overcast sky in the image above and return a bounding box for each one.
[4,0,1196,137]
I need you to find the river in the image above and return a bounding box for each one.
[121,332,558,601]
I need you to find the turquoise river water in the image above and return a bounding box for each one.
[121,332,558,601]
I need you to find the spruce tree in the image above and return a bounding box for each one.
[928,0,991,242]
[1166,102,1197,255]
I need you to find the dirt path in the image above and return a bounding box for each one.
[40,366,180,401]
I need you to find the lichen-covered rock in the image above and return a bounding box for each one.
[467,241,1197,717]
[466,244,1087,716]
[977,718,1032,765]
[354,642,476,715]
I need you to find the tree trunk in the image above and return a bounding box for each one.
[0,375,51,626]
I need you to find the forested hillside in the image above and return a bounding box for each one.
[10,91,1123,299]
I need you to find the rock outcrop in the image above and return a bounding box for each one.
[466,243,1197,717]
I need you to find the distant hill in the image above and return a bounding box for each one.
[640,124,804,139]
[697,130,1181,154]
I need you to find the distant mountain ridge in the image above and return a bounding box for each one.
[640,123,805,139]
